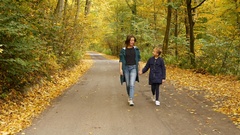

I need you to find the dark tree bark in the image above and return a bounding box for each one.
[186,0,195,66]
[162,0,172,55]
[174,9,178,58]
[186,0,206,66]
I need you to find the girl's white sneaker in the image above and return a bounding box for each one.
[155,101,160,106]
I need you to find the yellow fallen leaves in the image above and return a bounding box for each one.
[166,66,240,127]
[0,54,93,134]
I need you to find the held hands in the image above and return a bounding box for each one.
[138,71,143,75]
[162,79,166,83]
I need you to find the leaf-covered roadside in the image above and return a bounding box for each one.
[166,66,240,128]
[0,55,93,135]
[106,54,240,128]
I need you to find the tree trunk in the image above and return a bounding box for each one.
[174,9,178,58]
[75,0,80,24]
[184,10,190,40]
[125,0,137,33]
[235,0,240,29]
[62,0,68,50]
[186,0,195,66]
[186,0,207,67]
[54,0,65,18]
[153,0,158,40]
[162,0,172,55]
[85,0,91,16]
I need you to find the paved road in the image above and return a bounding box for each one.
[19,52,239,135]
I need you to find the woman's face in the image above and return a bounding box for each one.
[129,37,135,47]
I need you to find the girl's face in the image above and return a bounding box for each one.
[152,49,159,57]
[129,37,135,47]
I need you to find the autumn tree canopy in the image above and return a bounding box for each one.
[0,0,239,93]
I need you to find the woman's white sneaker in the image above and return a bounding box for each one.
[155,101,160,106]
[129,100,134,106]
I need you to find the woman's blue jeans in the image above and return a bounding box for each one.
[124,65,137,99]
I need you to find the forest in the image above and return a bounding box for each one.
[0,0,239,94]
[0,0,240,134]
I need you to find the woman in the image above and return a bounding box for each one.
[119,35,141,106]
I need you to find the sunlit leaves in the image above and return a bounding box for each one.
[0,44,3,53]
[0,57,93,134]
[166,66,240,127]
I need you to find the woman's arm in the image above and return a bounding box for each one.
[119,62,123,75]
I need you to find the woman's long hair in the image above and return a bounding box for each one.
[125,35,136,48]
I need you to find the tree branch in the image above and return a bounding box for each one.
[191,0,207,10]
[125,0,131,10]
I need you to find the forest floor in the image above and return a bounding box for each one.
[0,52,239,135]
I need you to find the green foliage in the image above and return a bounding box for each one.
[0,0,89,94]
[140,47,154,62]
[196,36,240,76]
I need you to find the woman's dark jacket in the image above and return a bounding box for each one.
[142,56,166,85]
[119,46,141,84]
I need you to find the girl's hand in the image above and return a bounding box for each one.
[162,79,166,83]
[138,71,142,75]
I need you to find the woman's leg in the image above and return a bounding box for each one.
[129,66,137,100]
[124,67,130,96]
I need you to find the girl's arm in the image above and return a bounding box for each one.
[142,59,150,74]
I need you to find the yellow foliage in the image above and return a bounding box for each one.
[166,66,240,127]
[0,53,93,134]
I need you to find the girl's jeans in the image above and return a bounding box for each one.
[124,65,137,99]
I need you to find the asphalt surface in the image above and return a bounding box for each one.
[18,52,240,135]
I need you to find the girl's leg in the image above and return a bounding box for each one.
[151,84,156,96]
[155,83,160,101]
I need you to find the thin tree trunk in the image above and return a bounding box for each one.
[85,0,91,16]
[54,0,65,18]
[186,0,195,66]
[235,0,240,29]
[174,9,178,58]
[153,0,158,40]
[162,0,172,55]
[125,0,137,33]
[184,9,190,40]
[62,0,68,50]
[75,0,80,24]
[186,0,206,67]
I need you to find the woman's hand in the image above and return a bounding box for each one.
[119,62,123,75]
[120,70,123,75]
